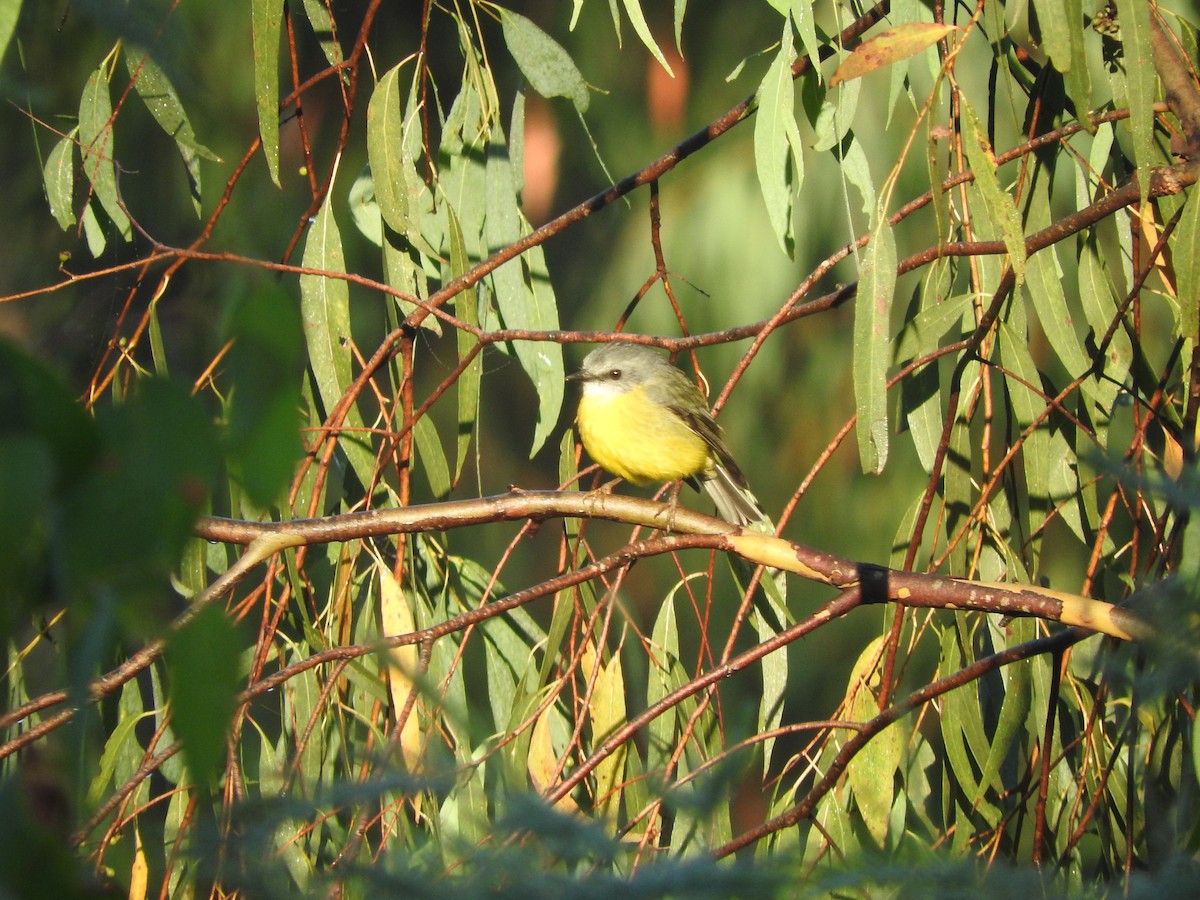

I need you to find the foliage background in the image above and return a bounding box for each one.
[3,0,1200,896]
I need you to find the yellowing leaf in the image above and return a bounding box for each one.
[529,704,578,812]
[379,564,423,771]
[590,652,627,821]
[844,637,902,848]
[831,23,958,86]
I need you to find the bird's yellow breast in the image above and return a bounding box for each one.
[577,385,711,484]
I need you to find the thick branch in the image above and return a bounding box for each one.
[196,491,1148,642]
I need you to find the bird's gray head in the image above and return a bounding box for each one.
[569,343,666,396]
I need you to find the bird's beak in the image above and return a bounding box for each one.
[566,370,587,383]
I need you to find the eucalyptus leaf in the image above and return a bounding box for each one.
[854,209,896,474]
[251,0,284,185]
[78,65,132,241]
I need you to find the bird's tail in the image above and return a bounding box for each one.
[701,464,769,529]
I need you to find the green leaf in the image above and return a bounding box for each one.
[1078,237,1131,399]
[148,297,168,375]
[412,414,451,499]
[960,96,1024,284]
[43,130,76,231]
[975,631,1032,799]
[1063,0,1091,128]
[1030,0,1071,73]
[484,136,563,457]
[447,204,481,485]
[621,0,674,74]
[124,47,219,216]
[1115,0,1155,204]
[383,230,437,332]
[998,322,1051,549]
[251,0,284,186]
[927,118,952,241]
[168,605,244,789]
[840,135,875,215]
[0,0,20,66]
[902,361,942,473]
[500,9,590,114]
[944,416,971,575]
[88,702,151,808]
[301,0,343,69]
[754,607,787,776]
[894,300,975,365]
[647,582,695,768]
[1024,242,1091,382]
[754,23,803,256]
[124,49,219,161]
[791,0,822,75]
[812,78,861,152]
[367,63,417,235]
[1175,187,1200,346]
[853,209,896,474]
[348,164,383,246]
[82,200,106,256]
[300,184,376,488]
[78,65,132,241]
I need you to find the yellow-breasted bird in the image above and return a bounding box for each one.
[568,343,766,527]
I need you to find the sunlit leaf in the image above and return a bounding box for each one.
[960,96,1024,285]
[379,564,423,771]
[251,0,283,185]
[446,203,482,485]
[78,65,132,241]
[124,49,219,162]
[846,637,902,848]
[830,22,957,86]
[998,322,1051,547]
[755,22,802,256]
[902,362,941,473]
[0,0,20,66]
[500,9,590,114]
[590,652,627,821]
[412,414,451,499]
[1115,0,1155,204]
[1175,187,1200,346]
[854,208,896,474]
[1031,0,1091,127]
[301,0,343,68]
[529,704,576,811]
[299,181,376,487]
[81,199,106,256]
[125,48,219,216]
[484,133,563,457]
[621,0,674,74]
[43,130,76,231]
[367,63,416,235]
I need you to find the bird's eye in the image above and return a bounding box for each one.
[607,369,621,380]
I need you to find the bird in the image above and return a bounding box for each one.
[567,342,766,527]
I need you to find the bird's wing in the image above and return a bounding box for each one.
[643,364,752,487]
[668,403,750,489]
